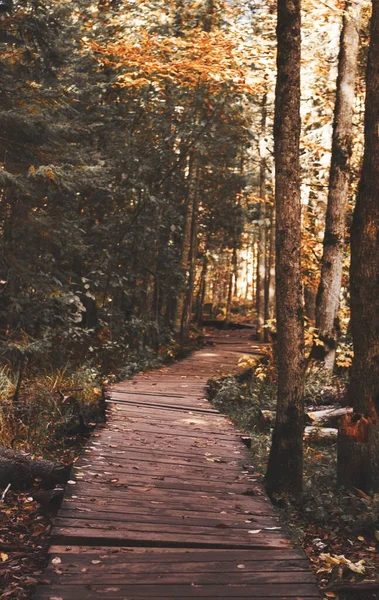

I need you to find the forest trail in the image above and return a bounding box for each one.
[35,329,320,599]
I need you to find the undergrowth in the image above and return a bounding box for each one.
[207,360,379,598]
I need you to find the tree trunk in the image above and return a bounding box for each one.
[182,182,199,339]
[264,203,276,340]
[256,95,267,341]
[225,250,234,321]
[174,153,199,338]
[338,1,379,492]
[202,0,215,32]
[251,238,257,308]
[265,0,304,501]
[195,254,208,324]
[315,0,363,371]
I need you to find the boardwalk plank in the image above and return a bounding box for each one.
[36,583,320,598]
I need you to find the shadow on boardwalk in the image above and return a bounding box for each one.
[35,329,320,599]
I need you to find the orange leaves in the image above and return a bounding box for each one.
[90,30,253,95]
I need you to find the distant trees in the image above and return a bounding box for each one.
[265,0,305,501]
[0,0,254,372]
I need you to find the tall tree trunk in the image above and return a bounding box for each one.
[195,254,208,324]
[251,238,257,308]
[244,243,251,303]
[256,95,267,341]
[182,187,199,339]
[174,0,184,36]
[174,153,199,338]
[264,203,276,340]
[337,1,379,492]
[202,0,215,32]
[265,0,304,501]
[226,244,237,320]
[315,0,363,370]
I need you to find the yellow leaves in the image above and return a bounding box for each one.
[318,553,366,575]
[237,355,258,369]
[0,553,9,562]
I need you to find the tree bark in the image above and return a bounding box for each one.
[256,95,267,341]
[173,152,199,338]
[315,0,363,370]
[264,203,276,340]
[265,0,304,501]
[338,0,379,492]
[182,181,199,339]
[202,0,215,33]
[195,254,208,324]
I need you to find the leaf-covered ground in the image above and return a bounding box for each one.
[0,491,51,600]
[207,372,379,600]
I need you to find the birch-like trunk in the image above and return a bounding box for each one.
[315,0,363,370]
[256,95,267,341]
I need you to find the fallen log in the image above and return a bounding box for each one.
[304,426,338,440]
[0,447,72,490]
[307,406,353,427]
[260,406,352,429]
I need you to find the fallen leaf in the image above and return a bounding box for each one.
[0,552,8,562]
[51,557,62,566]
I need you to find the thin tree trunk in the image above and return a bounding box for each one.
[251,239,257,308]
[315,0,363,370]
[195,254,208,324]
[174,0,184,36]
[264,203,276,340]
[174,153,199,337]
[225,268,234,322]
[337,1,379,492]
[233,246,239,298]
[265,0,304,501]
[182,185,199,339]
[244,244,250,302]
[256,94,267,341]
[202,0,215,32]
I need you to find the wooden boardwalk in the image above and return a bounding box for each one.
[35,329,320,599]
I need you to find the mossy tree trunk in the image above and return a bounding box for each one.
[265,0,305,501]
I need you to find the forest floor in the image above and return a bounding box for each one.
[208,363,379,600]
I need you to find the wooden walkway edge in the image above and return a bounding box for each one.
[35,330,320,599]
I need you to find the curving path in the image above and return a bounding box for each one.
[35,329,320,599]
